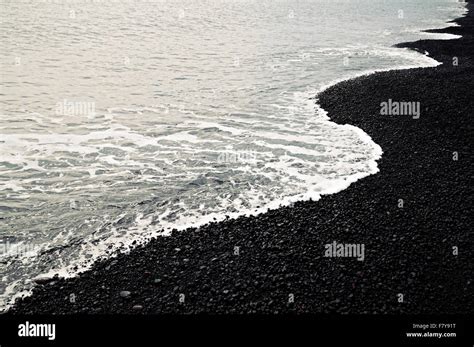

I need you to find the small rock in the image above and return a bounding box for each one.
[120,291,131,298]
[34,277,52,285]
[132,305,143,311]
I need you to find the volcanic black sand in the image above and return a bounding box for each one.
[8,3,473,314]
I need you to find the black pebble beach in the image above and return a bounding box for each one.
[8,2,473,315]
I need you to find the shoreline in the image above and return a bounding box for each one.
[8,2,473,314]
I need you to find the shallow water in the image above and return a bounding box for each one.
[0,0,466,308]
